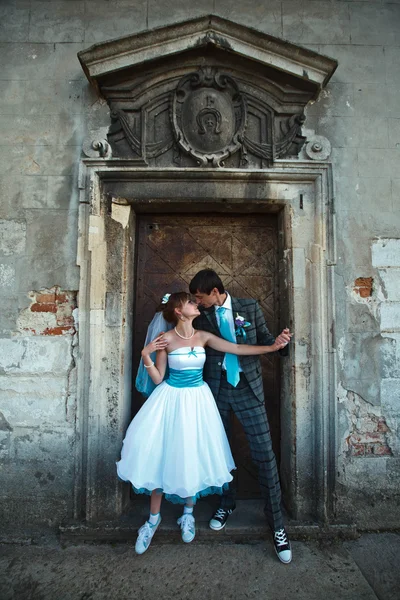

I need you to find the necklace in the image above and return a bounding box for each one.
[174,326,195,340]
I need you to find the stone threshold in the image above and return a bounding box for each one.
[59,499,358,544]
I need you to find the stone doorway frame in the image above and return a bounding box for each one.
[74,161,337,525]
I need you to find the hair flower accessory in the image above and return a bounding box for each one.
[234,313,251,340]
[161,293,171,304]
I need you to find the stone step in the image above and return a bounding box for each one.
[60,499,358,544]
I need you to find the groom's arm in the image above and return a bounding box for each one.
[254,302,276,346]
[254,301,290,357]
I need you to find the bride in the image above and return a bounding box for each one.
[116,291,290,555]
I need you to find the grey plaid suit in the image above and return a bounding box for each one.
[193,296,284,531]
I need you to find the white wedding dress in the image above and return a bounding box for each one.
[116,346,235,503]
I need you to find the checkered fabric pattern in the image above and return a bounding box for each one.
[194,297,276,403]
[193,297,284,531]
[217,374,283,530]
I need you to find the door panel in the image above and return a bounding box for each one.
[134,214,280,498]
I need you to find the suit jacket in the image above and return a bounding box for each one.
[193,296,277,404]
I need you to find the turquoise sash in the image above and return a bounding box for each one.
[166,368,204,388]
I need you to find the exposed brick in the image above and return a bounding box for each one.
[364,444,374,455]
[373,444,393,456]
[377,418,390,433]
[30,303,57,313]
[56,303,73,316]
[55,293,68,303]
[359,288,371,299]
[56,315,74,327]
[42,326,74,336]
[18,288,78,336]
[56,300,74,326]
[36,293,56,304]
[350,431,387,444]
[56,291,77,305]
[362,431,383,441]
[354,277,373,297]
[350,443,365,457]
[348,429,392,457]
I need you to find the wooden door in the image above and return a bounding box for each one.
[134,214,280,498]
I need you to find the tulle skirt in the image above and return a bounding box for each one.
[116,380,235,504]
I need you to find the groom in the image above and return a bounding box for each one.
[189,269,292,564]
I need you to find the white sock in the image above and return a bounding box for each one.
[148,512,160,526]
[183,505,193,515]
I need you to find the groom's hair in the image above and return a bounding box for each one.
[189,269,225,295]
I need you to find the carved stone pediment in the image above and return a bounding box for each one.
[78,16,337,168]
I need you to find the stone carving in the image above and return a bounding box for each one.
[171,67,247,167]
[305,135,331,161]
[110,109,174,160]
[243,113,306,163]
[105,67,310,167]
[82,135,112,159]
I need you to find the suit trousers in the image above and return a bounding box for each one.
[217,371,284,531]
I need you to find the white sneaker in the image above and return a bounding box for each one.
[177,513,195,543]
[135,517,161,555]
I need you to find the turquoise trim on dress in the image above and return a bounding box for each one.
[169,350,205,358]
[169,346,205,355]
[132,482,230,504]
[166,368,204,388]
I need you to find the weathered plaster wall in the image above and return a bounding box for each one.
[301,4,400,526]
[0,0,399,528]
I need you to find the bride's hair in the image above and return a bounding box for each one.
[158,292,191,325]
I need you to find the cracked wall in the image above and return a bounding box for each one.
[0,0,400,529]
[0,287,78,526]
[335,239,400,527]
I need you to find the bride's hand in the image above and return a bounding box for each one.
[271,328,292,350]
[141,333,169,357]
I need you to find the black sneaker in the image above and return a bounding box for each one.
[273,528,292,564]
[209,506,235,531]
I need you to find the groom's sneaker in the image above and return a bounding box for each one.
[209,506,235,531]
[135,517,161,555]
[273,527,292,564]
[177,513,195,543]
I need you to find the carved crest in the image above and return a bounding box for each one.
[171,67,247,167]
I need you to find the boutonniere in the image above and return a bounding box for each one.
[234,313,251,340]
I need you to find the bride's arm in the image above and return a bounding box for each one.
[200,330,291,355]
[141,335,169,384]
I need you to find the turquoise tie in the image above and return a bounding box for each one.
[217,306,240,387]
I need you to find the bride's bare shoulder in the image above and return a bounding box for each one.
[194,329,210,341]
[163,329,175,341]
